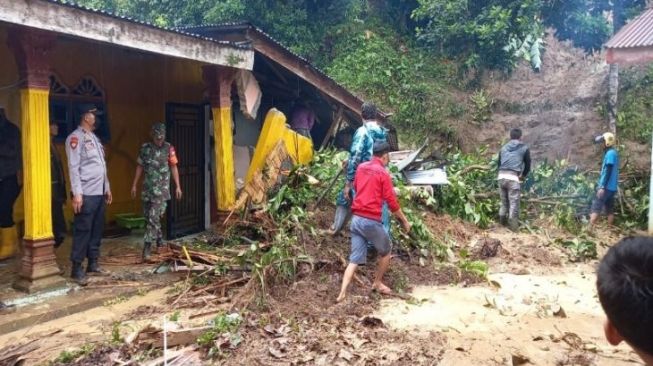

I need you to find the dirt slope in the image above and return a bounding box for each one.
[457,33,610,168]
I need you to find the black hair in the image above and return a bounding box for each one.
[597,236,653,357]
[361,102,378,120]
[510,128,522,140]
[373,142,391,157]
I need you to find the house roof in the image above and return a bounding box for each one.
[0,0,254,69]
[606,7,653,49]
[180,22,389,121]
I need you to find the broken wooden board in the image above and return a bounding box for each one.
[233,140,293,210]
[136,325,212,348]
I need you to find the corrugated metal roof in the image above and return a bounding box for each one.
[41,0,250,50]
[180,22,390,119]
[606,8,653,49]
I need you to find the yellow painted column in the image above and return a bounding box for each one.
[213,106,236,210]
[20,88,52,240]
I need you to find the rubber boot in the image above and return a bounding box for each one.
[71,262,88,286]
[87,258,109,276]
[508,218,519,232]
[154,238,163,253]
[0,226,17,260]
[142,242,152,262]
[499,216,508,227]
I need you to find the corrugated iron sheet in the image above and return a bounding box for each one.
[42,0,250,50]
[606,8,653,49]
[404,169,449,185]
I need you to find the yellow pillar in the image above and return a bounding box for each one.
[9,28,65,293]
[21,88,53,240]
[212,106,236,210]
[203,65,238,212]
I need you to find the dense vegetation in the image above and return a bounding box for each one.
[75,0,650,233]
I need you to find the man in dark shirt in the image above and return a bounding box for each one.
[50,121,67,248]
[336,142,411,302]
[497,128,531,231]
[0,105,22,260]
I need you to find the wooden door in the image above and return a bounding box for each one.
[165,103,205,239]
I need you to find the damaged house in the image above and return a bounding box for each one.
[0,0,385,293]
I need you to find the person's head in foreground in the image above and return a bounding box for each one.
[597,236,653,365]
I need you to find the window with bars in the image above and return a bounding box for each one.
[49,74,110,143]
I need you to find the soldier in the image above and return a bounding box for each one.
[66,104,112,286]
[131,123,182,261]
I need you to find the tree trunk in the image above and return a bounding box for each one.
[608,0,625,135]
[608,63,619,134]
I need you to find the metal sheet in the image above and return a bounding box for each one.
[606,8,653,49]
[404,169,449,185]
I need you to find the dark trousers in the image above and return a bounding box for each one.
[71,195,105,263]
[0,175,20,228]
[52,199,67,247]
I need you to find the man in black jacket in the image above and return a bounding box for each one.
[0,105,22,260]
[497,128,531,231]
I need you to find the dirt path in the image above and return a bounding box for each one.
[376,230,642,366]
[1,220,642,366]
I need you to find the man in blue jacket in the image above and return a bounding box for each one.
[590,132,619,227]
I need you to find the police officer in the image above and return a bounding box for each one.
[131,123,182,261]
[0,104,22,260]
[65,104,112,285]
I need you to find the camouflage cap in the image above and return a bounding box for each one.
[151,123,166,138]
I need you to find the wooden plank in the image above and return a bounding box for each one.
[250,33,363,121]
[137,326,212,348]
[320,106,344,150]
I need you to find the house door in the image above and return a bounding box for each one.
[166,103,205,239]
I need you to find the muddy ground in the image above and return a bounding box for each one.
[0,207,642,366]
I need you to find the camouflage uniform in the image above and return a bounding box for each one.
[137,124,178,245]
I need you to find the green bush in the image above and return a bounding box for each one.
[617,65,653,144]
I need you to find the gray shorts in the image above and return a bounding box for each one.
[349,215,392,265]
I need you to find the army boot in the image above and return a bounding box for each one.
[87,258,109,276]
[142,242,152,262]
[155,238,164,253]
[71,262,88,286]
[508,218,519,232]
[499,216,508,227]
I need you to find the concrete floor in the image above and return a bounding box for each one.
[0,228,179,335]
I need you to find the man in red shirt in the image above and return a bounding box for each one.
[336,141,411,302]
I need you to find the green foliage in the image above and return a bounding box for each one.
[197,313,243,358]
[617,65,653,143]
[53,344,96,364]
[413,0,543,71]
[555,237,598,262]
[470,89,494,124]
[436,149,498,228]
[169,310,181,322]
[458,249,489,278]
[543,0,645,51]
[327,28,460,143]
[110,322,123,344]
